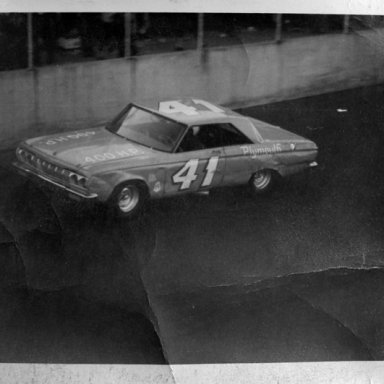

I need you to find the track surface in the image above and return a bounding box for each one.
[0,84,384,363]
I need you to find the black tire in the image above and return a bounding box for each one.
[249,169,275,195]
[109,181,147,219]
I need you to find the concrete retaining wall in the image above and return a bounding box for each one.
[1,29,384,142]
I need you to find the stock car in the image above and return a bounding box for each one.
[14,98,318,218]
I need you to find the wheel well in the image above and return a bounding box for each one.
[249,168,280,183]
[113,179,150,199]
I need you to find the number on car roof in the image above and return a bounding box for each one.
[159,99,224,116]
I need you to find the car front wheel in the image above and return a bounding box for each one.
[110,182,146,219]
[250,169,274,194]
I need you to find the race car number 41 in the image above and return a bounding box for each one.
[173,157,219,190]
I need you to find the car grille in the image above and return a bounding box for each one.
[16,148,87,188]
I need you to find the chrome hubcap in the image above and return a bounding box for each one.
[117,186,139,213]
[253,171,271,190]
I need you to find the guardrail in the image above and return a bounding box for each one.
[1,28,384,143]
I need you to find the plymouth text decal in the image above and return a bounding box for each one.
[241,144,282,159]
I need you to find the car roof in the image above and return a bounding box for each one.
[135,98,280,144]
[140,98,243,126]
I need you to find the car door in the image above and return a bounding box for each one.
[211,123,256,186]
[164,125,226,195]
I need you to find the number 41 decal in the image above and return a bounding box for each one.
[159,99,224,116]
[172,157,219,190]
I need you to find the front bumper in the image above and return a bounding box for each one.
[13,161,98,200]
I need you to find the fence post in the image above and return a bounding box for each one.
[197,13,204,50]
[27,13,34,69]
[343,15,350,34]
[275,14,282,42]
[124,13,132,58]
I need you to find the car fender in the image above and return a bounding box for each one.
[276,162,312,177]
[88,169,167,202]
[88,171,149,202]
[252,156,283,177]
[259,160,305,178]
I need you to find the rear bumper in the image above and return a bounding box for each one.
[13,162,98,200]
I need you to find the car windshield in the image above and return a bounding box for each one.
[107,105,186,152]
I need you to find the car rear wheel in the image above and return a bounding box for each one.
[250,169,274,194]
[110,182,147,219]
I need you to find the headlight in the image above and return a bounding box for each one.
[16,148,24,157]
[77,176,87,188]
[68,173,78,184]
[16,148,36,165]
[16,148,27,162]
[68,172,88,188]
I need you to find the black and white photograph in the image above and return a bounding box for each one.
[1,1,384,382]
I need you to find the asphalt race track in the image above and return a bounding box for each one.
[0,84,384,363]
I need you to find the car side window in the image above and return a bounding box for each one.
[177,126,205,152]
[218,123,253,146]
[177,123,252,152]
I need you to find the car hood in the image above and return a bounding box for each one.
[24,127,155,169]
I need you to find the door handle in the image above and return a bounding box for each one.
[211,149,221,155]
